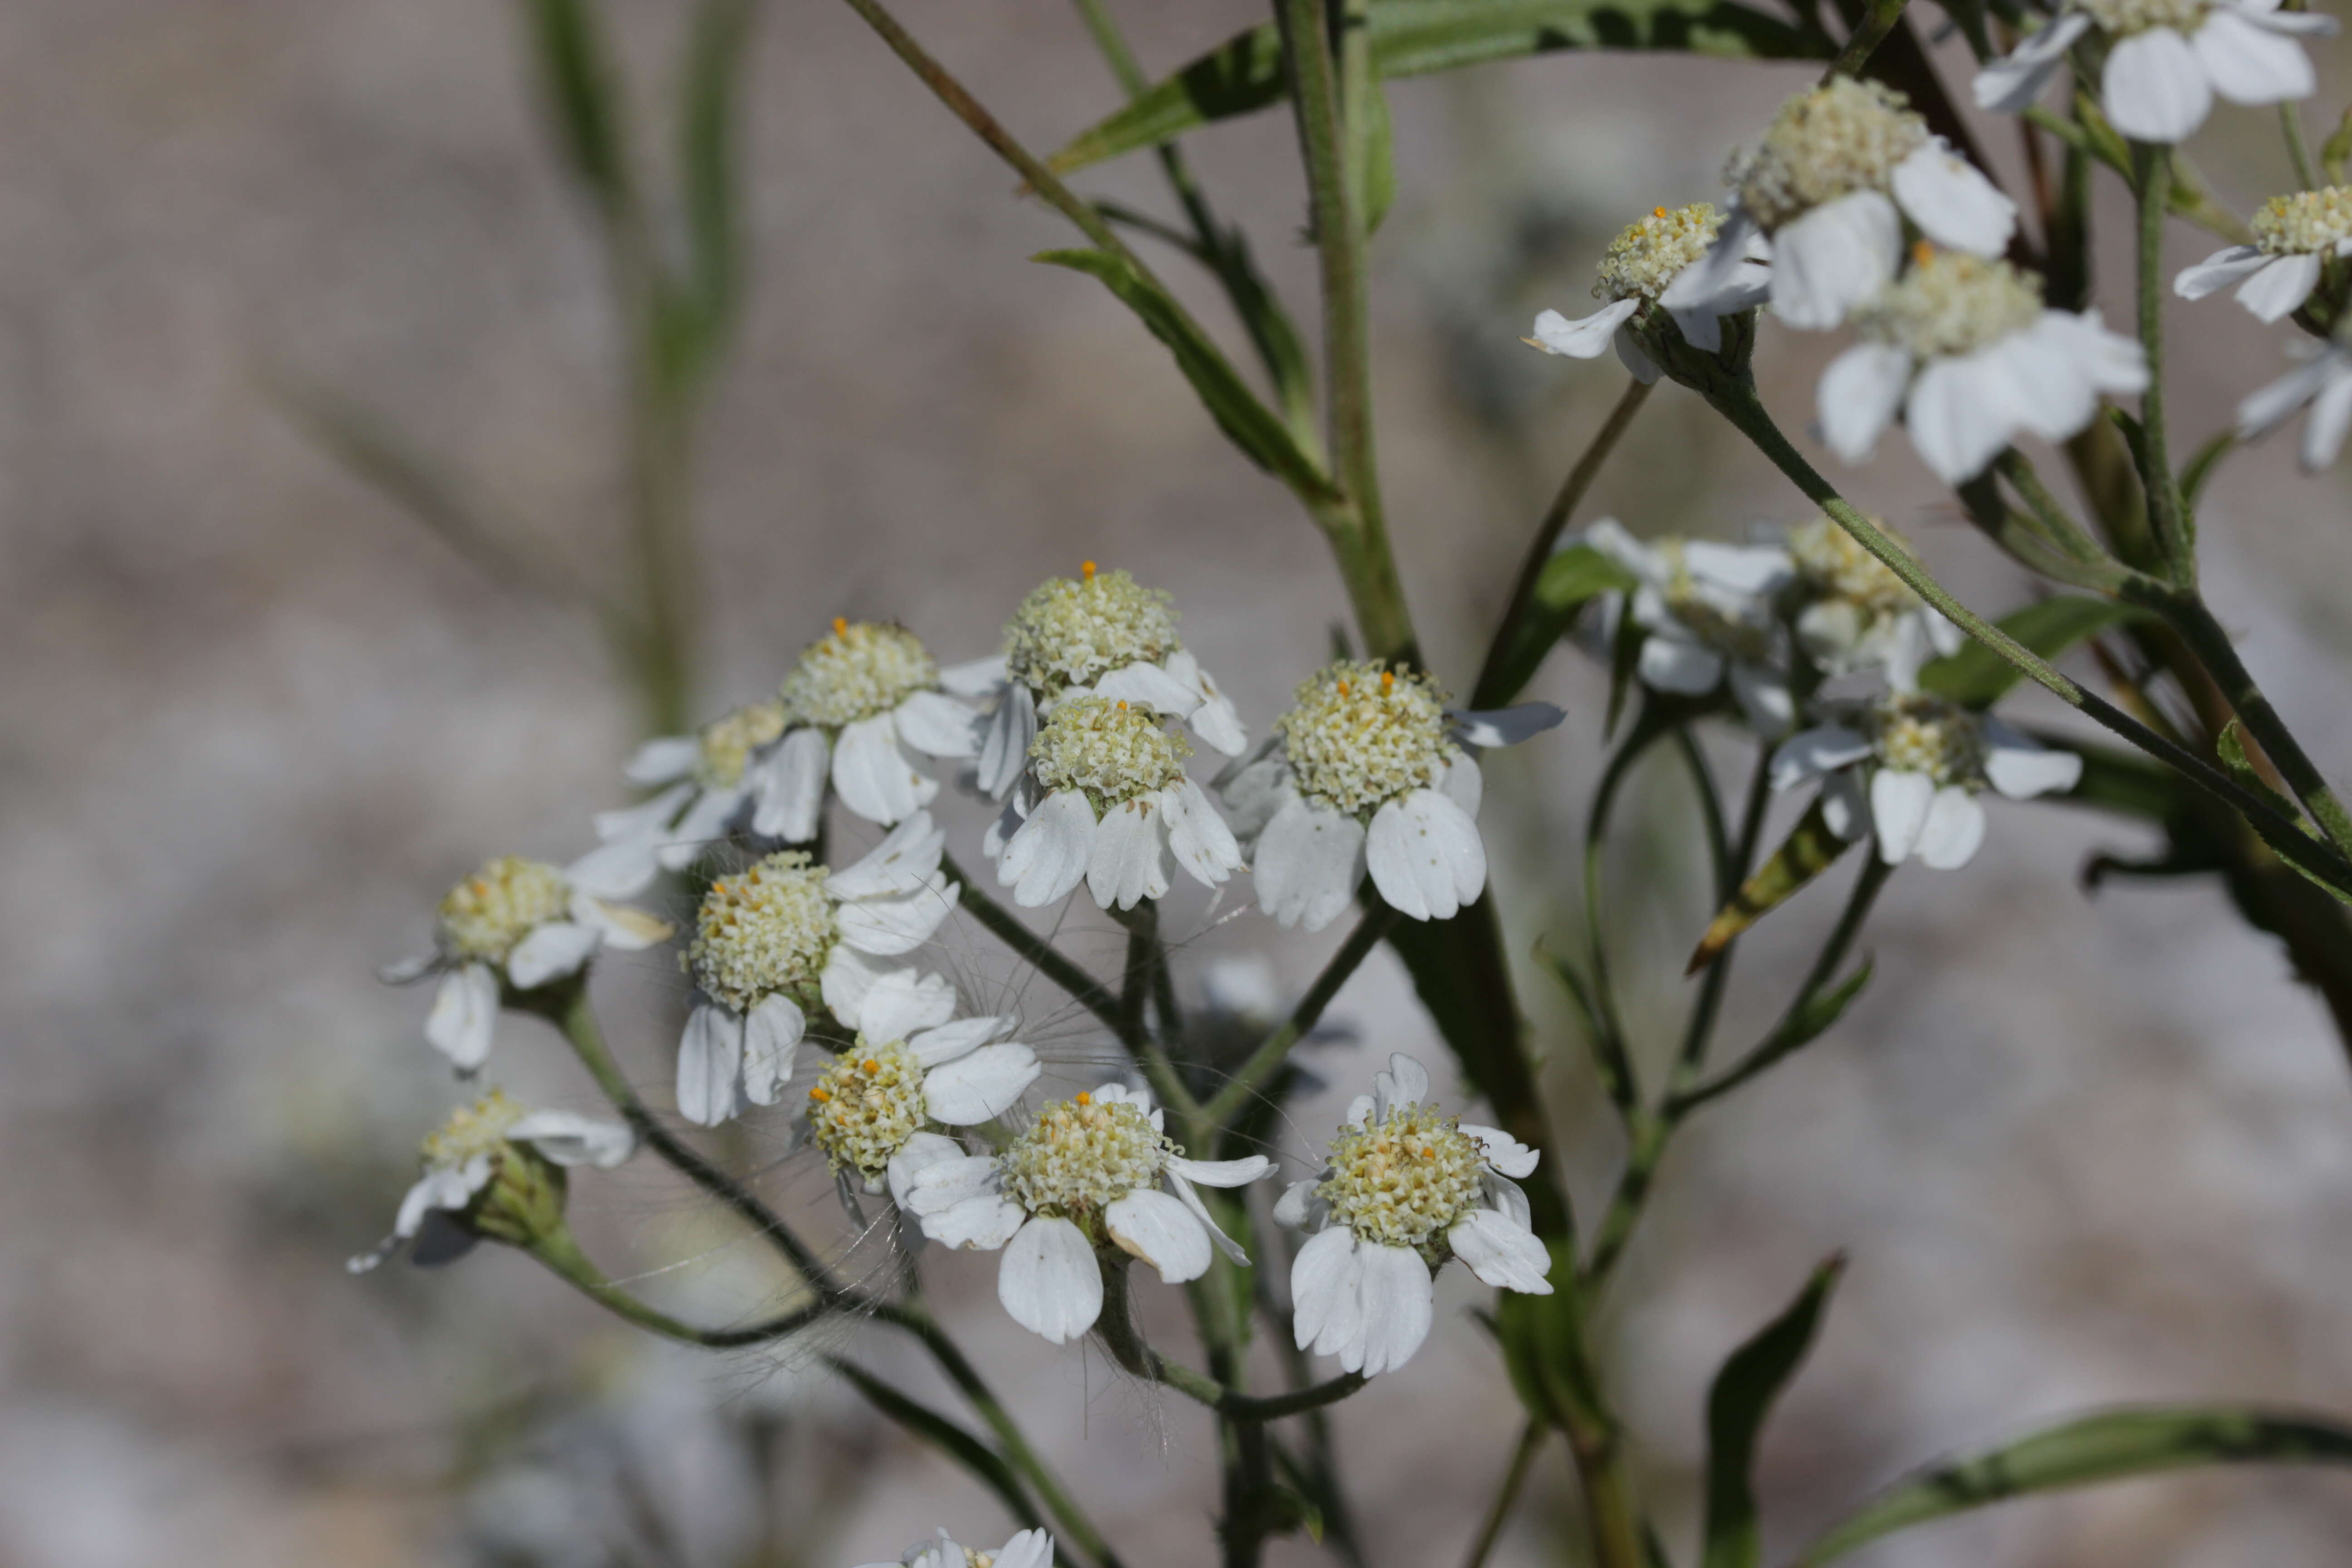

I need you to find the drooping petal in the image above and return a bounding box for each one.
[990,1529,1056,1568]
[904,1151,1004,1216]
[833,714,935,826]
[906,1014,1010,1066]
[1637,633,1726,695]
[1163,778,1243,888]
[1460,1123,1541,1179]
[504,920,602,989]
[1822,769,1871,840]
[1769,191,1901,330]
[1166,650,1250,755]
[1450,702,1566,750]
[563,833,664,901]
[657,784,743,872]
[742,993,807,1106]
[575,896,671,951]
[835,879,960,957]
[1973,11,2092,112]
[426,963,500,1071]
[1372,1053,1429,1118]
[856,966,959,1041]
[623,735,701,786]
[923,1192,1029,1250]
[1447,1207,1554,1293]
[1980,719,2086,799]
[1091,659,1202,716]
[378,953,438,986]
[1482,1171,1534,1232]
[506,1111,636,1169]
[1916,786,1989,870]
[1891,140,2017,257]
[2237,351,2336,439]
[923,1044,1040,1124]
[940,655,1008,697]
[592,781,696,846]
[2102,28,2213,143]
[1439,753,1483,819]
[976,680,1038,800]
[894,690,984,759]
[2301,362,2352,470]
[1106,1188,1214,1283]
[999,1216,1104,1343]
[1614,328,1661,384]
[1252,797,1366,933]
[1818,342,1913,464]
[1904,350,2019,484]
[1087,795,1172,911]
[1272,1178,1324,1230]
[1355,1243,1437,1376]
[2174,244,2271,299]
[885,1131,967,1211]
[1770,726,1873,791]
[1870,768,1937,863]
[1728,662,1796,739]
[2193,7,2315,103]
[828,809,948,899]
[1290,1224,1363,1357]
[750,726,829,843]
[2234,252,2323,323]
[676,1004,744,1127]
[998,790,1096,907]
[1168,1153,1275,1189]
[1366,789,1486,921]
[1525,299,1642,358]
[818,941,893,1021]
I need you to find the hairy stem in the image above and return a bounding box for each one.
[529,1225,831,1346]
[2132,141,2194,584]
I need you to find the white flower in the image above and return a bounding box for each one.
[764,618,985,835]
[794,1012,1040,1204]
[962,564,1247,800]
[851,1527,1054,1568]
[1770,691,2084,869]
[1215,662,1562,931]
[1974,0,2333,146]
[1525,201,1770,382]
[348,1088,634,1273]
[675,813,962,1127]
[1819,248,2147,484]
[901,1083,1272,1344]
[2178,186,2352,323]
[1687,78,2016,332]
[573,700,793,894]
[992,696,1244,911]
[2235,325,2352,469]
[1582,518,1799,735]
[1274,1054,1550,1377]
[1785,513,1963,685]
[382,854,672,1074]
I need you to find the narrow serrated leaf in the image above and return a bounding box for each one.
[1479,543,1641,707]
[1702,1256,1845,1568]
[1916,596,2146,709]
[1795,1406,2352,1565]
[1688,798,1854,973]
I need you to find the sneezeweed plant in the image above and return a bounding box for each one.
[340,3,2352,1567]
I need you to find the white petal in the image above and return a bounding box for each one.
[1450,703,1565,749]
[1891,141,2016,257]
[819,941,892,1021]
[1355,1243,1436,1376]
[885,1131,967,1211]
[1345,1094,1376,1128]
[1823,769,1870,840]
[1613,328,1661,383]
[1637,633,1726,695]
[923,1193,1029,1250]
[1106,1188,1214,1283]
[2175,244,2270,299]
[1447,1208,1554,1294]
[1871,768,1937,863]
[904,1152,1004,1216]
[1272,1179,1323,1230]
[1169,652,1250,756]
[939,655,1008,697]
[378,953,438,986]
[1092,660,1201,716]
[1214,743,1294,846]
[504,920,602,989]
[1167,1153,1274,1189]
[835,879,960,957]
[425,964,499,1071]
[1683,539,1795,596]
[855,966,959,1041]
[1163,778,1243,888]
[1729,662,1795,739]
[396,1164,485,1241]
[1988,324,2102,445]
[1770,725,1872,791]
[1526,299,1641,358]
[506,1111,636,1169]
[1252,797,1366,933]
[923,1044,1040,1124]
[750,726,829,842]
[832,714,936,826]
[1916,786,1989,870]
[1679,209,1766,318]
[999,790,1095,907]
[1818,342,1913,464]
[2301,363,2352,470]
[1366,789,1485,921]
[991,1529,1054,1568]
[976,680,1037,800]
[1460,1123,1541,1179]
[1482,1171,1534,1231]
[1290,1225,1363,1359]
[1769,191,1901,330]
[1087,795,1171,911]
[2237,351,2335,439]
[1372,1052,1429,1117]
[575,896,670,951]
[828,809,948,898]
[2193,8,2315,103]
[742,994,807,1106]
[2234,252,2322,323]
[894,690,984,759]
[676,1004,744,1127]
[999,1216,1103,1343]
[1980,720,2085,799]
[563,833,664,900]
[906,1014,1010,1066]
[623,735,701,786]
[1905,352,2019,484]
[2103,28,2212,142]
[1439,753,1483,818]
[657,784,743,871]
[593,781,695,845]
[1974,12,2092,112]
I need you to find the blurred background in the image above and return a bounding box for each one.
[9,0,2352,1563]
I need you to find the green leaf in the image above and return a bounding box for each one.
[678,0,759,359]
[827,1358,1043,1530]
[1916,596,2146,709]
[1361,78,1398,235]
[1702,1255,1845,1568]
[1794,1406,2352,1565]
[1478,543,1640,707]
[525,0,633,210]
[2214,722,2352,905]
[1604,607,1644,739]
[1483,1244,1607,1427]
[1778,957,1872,1054]
[2178,426,2236,511]
[1688,798,1855,973]
[2321,103,2352,185]
[1033,248,1338,503]
[1045,0,1822,176]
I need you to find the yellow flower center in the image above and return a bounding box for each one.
[780,620,940,730]
[2254,186,2352,257]
[1855,250,2043,359]
[1276,660,1452,817]
[1736,78,1926,232]
[686,852,836,1012]
[1595,201,1725,302]
[695,701,789,789]
[437,857,571,962]
[1003,567,1181,695]
[998,1093,1173,1221]
[421,1088,526,1169]
[807,1039,928,1179]
[1318,1103,1485,1253]
[1029,695,1189,805]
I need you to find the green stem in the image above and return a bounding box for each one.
[1112,901,1203,1116]
[1676,746,1772,1077]
[1198,904,1396,1127]
[942,851,1125,1032]
[1472,376,1652,708]
[1992,450,2121,570]
[1460,1420,1547,1568]
[1098,1259,1367,1419]
[1824,0,1910,78]
[2132,141,2194,585]
[1581,703,1681,1118]
[2283,102,2321,191]
[529,1225,832,1346]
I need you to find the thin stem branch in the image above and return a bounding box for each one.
[1198,904,1397,1127]
[1824,0,1910,78]
[529,1226,832,1346]
[2163,592,2352,861]
[1112,900,1204,1117]
[2132,141,2194,584]
[942,851,1126,1034]
[1676,746,1773,1077]
[2283,102,2321,191]
[1460,1421,1547,1568]
[1098,1259,1367,1420]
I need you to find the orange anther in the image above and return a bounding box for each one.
[1117,700,1128,710]
[1381,670,1395,692]
[1081,560,1097,580]
[1912,240,1934,265]
[809,1086,832,1102]
[1076,1090,1093,1105]
[1653,206,1668,218]
[1337,679,1351,696]
[861,1058,880,1074]
[833,616,848,636]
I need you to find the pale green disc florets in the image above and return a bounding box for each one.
[686,851,836,1012]
[1789,514,1920,617]
[696,700,790,789]
[1004,566,1181,695]
[998,1092,1174,1222]
[1029,695,1190,806]
[2081,0,2209,34]
[1276,661,1453,818]
[806,1038,927,1180]
[1596,202,1725,302]
[2254,187,2352,257]
[1318,1102,1485,1254]
[438,856,571,963]
[1736,78,1925,232]
[1855,250,2042,359]
[781,619,940,730]
[1869,692,1986,787]
[422,1088,526,1169]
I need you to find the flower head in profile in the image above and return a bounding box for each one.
[794,1012,1039,1209]
[1216,662,1562,930]
[575,699,794,892]
[992,696,1243,910]
[756,618,985,838]
[675,813,961,1126]
[1974,0,2332,146]
[2178,187,2352,323]
[901,1084,1271,1344]
[1274,1054,1550,1377]
[382,854,671,1073]
[348,1089,634,1273]
[1582,519,1798,735]
[962,564,1248,801]
[1771,690,2083,868]
[1686,78,2015,332]
[1820,248,2147,484]
[851,1528,1054,1568]
[1525,201,1769,381]
[2236,320,2352,469]
[1784,514,1962,684]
